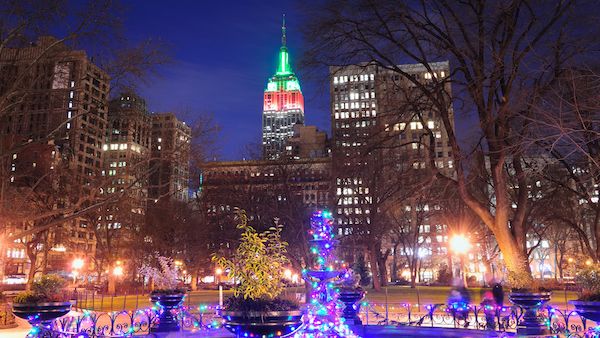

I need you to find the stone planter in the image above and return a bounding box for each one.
[149,292,185,332]
[569,300,600,323]
[222,310,303,337]
[508,291,551,336]
[338,289,365,325]
[12,301,71,326]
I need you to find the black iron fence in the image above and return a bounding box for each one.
[361,302,597,337]
[23,301,600,337]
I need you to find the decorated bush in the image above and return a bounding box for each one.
[139,254,183,294]
[14,275,68,304]
[575,264,600,301]
[212,210,297,311]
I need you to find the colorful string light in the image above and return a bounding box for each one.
[295,210,360,338]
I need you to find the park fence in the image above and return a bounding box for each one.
[35,299,599,337]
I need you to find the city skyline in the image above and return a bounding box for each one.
[124,1,330,160]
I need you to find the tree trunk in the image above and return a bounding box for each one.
[191,271,198,291]
[378,256,388,287]
[409,257,418,288]
[376,244,389,287]
[494,226,531,283]
[367,247,381,291]
[25,246,37,290]
[108,274,116,295]
[391,245,398,282]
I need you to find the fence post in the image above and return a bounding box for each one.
[123,292,127,310]
[110,295,114,312]
[91,291,95,311]
[385,287,389,325]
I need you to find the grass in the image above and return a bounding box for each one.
[74,285,580,313]
[363,285,578,309]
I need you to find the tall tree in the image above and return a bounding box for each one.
[304,0,596,283]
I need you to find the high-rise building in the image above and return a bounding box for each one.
[149,113,191,202]
[262,17,305,160]
[330,62,456,279]
[0,36,110,180]
[103,93,152,230]
[0,36,108,279]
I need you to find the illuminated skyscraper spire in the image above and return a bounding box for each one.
[282,14,286,46]
[262,15,305,160]
[277,14,292,75]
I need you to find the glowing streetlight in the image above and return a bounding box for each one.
[449,234,471,288]
[215,268,223,276]
[449,235,471,255]
[284,269,292,279]
[72,258,84,270]
[586,259,593,266]
[113,266,124,277]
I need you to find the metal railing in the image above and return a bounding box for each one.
[28,301,600,337]
[40,305,222,337]
[360,302,597,337]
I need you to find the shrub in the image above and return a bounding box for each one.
[14,291,43,304]
[139,254,182,293]
[575,264,600,300]
[14,275,67,304]
[507,271,537,292]
[352,256,371,287]
[436,264,453,285]
[212,210,294,305]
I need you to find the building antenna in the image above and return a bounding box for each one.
[282,14,286,47]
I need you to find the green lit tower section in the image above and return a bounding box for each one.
[262,15,305,160]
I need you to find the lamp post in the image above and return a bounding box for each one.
[215,268,223,308]
[450,234,471,288]
[71,258,84,285]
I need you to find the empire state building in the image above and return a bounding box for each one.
[262,16,305,160]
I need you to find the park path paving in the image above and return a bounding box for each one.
[2,316,32,338]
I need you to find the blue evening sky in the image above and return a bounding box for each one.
[123,1,330,160]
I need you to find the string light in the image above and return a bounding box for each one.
[294,210,360,338]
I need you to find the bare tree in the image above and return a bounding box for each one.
[304,0,597,283]
[525,68,600,264]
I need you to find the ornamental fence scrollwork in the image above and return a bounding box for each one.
[25,302,600,337]
[34,305,221,337]
[362,302,599,337]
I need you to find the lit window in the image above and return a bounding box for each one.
[427,121,435,129]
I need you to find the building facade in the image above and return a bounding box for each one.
[149,113,191,202]
[285,124,328,160]
[330,62,458,282]
[262,18,305,160]
[103,93,152,230]
[0,36,107,280]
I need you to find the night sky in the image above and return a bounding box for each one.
[123,1,330,160]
